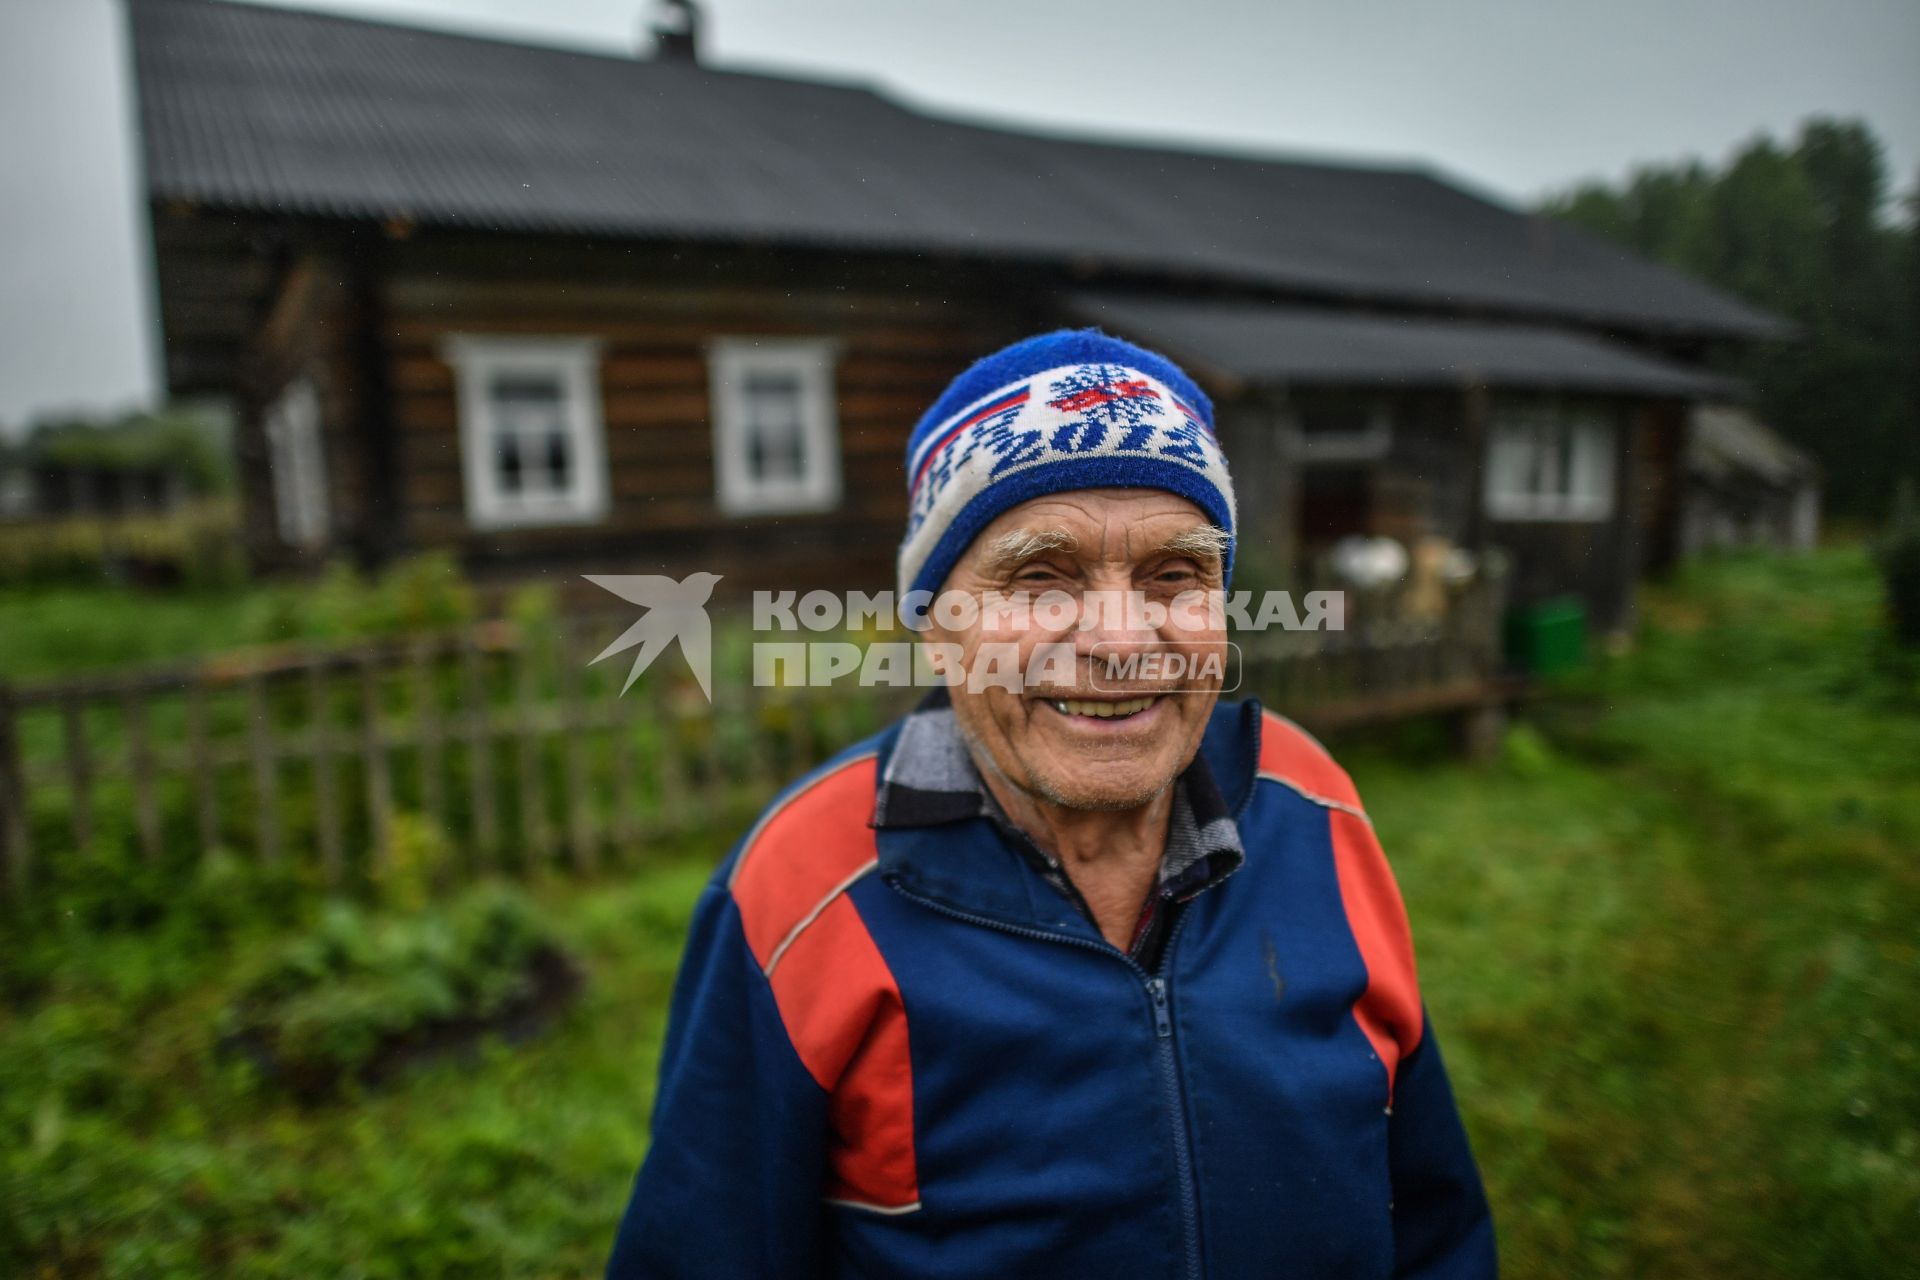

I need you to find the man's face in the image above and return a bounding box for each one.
[924,488,1228,813]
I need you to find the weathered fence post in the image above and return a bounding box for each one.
[187,681,220,857]
[61,694,93,852]
[122,688,162,860]
[608,661,640,861]
[412,637,448,842]
[248,672,283,865]
[0,680,29,896]
[459,629,499,870]
[513,631,551,866]
[557,617,599,873]
[307,657,344,886]
[741,673,776,793]
[361,650,393,876]
[651,675,689,833]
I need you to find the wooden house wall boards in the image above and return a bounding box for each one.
[129,0,1788,634]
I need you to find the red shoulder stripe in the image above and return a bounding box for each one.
[770,894,919,1210]
[727,753,919,1211]
[729,754,882,971]
[1256,711,1365,817]
[1327,807,1424,1100]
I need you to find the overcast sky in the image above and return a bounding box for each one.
[1,0,1915,432]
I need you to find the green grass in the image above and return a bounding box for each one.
[3,547,1917,1277]
[1,851,712,1278]
[0,584,268,683]
[1358,548,1920,1278]
[0,551,483,683]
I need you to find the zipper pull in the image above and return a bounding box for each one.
[1146,977,1173,1038]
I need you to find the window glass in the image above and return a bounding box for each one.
[490,374,571,499]
[444,338,607,529]
[265,376,329,548]
[710,340,841,516]
[743,370,806,482]
[1485,402,1617,521]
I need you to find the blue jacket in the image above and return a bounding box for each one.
[608,699,1496,1278]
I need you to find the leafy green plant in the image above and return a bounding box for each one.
[244,551,479,646]
[0,500,245,589]
[375,812,459,912]
[506,578,559,634]
[1,838,311,1007]
[21,411,230,494]
[220,884,577,1096]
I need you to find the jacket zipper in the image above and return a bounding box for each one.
[1144,965,1202,1280]
[887,880,1205,1280]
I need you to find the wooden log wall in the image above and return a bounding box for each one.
[233,244,367,571]
[373,238,1037,595]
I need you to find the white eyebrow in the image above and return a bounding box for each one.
[1154,524,1229,564]
[980,527,1079,570]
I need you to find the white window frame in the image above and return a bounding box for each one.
[1484,401,1619,522]
[1289,397,1394,464]
[708,337,842,517]
[264,375,330,548]
[443,335,608,530]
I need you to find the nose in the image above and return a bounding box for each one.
[1071,586,1164,667]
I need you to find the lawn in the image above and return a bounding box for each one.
[2,547,1916,1278]
[0,583,269,683]
[1364,549,1920,1277]
[0,552,486,684]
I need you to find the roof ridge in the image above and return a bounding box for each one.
[130,0,1788,342]
[138,0,1426,182]
[133,0,892,96]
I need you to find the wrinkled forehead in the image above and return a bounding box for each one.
[965,488,1224,569]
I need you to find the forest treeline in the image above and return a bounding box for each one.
[1544,118,1917,519]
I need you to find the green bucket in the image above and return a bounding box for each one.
[1505,596,1588,675]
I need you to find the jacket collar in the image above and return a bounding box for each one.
[867,689,1264,935]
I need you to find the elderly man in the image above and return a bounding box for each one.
[607,331,1495,1278]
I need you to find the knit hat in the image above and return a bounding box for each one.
[897,328,1236,601]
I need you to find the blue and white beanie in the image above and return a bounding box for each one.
[898,328,1237,600]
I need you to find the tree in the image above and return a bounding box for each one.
[1544,118,1918,519]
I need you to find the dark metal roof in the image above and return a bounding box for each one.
[1072,293,1739,398]
[129,0,1785,341]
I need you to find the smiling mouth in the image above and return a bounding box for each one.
[1045,695,1160,720]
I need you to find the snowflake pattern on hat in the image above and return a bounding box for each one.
[898,338,1236,602]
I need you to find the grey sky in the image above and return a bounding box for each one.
[2,0,1915,432]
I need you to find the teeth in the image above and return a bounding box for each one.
[1048,697,1157,719]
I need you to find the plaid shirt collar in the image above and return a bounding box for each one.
[872,691,1246,924]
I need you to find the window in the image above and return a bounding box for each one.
[709,338,841,516]
[444,336,608,529]
[1290,396,1393,464]
[264,376,330,548]
[1484,402,1618,521]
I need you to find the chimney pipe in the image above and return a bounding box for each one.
[648,0,702,63]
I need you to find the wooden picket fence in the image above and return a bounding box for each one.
[0,575,1510,900]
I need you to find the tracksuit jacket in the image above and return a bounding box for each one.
[607,697,1496,1278]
